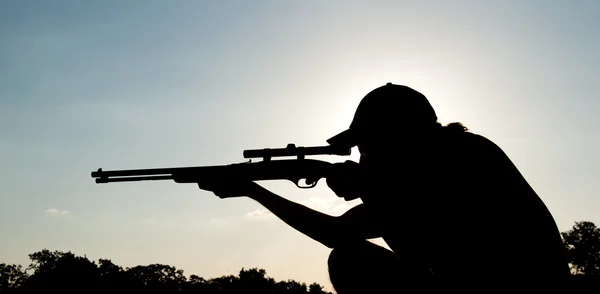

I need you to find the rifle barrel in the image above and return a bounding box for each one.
[96,175,173,183]
[91,166,213,184]
[91,166,202,178]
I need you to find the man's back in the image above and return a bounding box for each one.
[363,130,571,289]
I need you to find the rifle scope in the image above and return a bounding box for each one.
[243,144,350,160]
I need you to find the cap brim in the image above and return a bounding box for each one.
[326,129,357,148]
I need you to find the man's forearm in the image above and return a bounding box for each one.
[249,189,341,248]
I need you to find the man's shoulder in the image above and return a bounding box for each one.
[453,131,496,146]
[440,131,517,172]
[451,131,506,155]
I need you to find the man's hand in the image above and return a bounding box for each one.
[197,176,266,199]
[326,160,365,200]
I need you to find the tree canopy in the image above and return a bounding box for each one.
[561,221,600,276]
[0,249,332,293]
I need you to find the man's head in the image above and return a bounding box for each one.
[327,83,438,156]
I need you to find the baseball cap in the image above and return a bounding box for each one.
[326,83,438,148]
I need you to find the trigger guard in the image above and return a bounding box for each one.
[294,178,317,189]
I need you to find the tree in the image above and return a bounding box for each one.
[125,263,187,292]
[308,282,328,293]
[561,221,600,276]
[98,258,127,291]
[207,274,239,293]
[23,249,100,291]
[0,263,29,291]
[275,279,308,294]
[237,267,276,293]
[184,274,211,293]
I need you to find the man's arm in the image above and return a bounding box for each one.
[250,190,382,248]
[335,203,384,240]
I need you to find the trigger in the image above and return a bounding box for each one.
[305,177,319,186]
[298,183,316,189]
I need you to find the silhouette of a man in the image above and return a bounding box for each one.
[198,83,572,292]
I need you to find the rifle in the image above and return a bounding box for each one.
[91,144,351,189]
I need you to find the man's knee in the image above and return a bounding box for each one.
[327,240,401,293]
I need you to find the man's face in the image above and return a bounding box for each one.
[355,131,388,159]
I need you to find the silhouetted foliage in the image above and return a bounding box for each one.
[0,264,28,292]
[562,221,600,276]
[3,220,600,291]
[0,249,332,293]
[23,250,101,291]
[561,221,600,289]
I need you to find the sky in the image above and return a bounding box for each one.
[1,0,599,291]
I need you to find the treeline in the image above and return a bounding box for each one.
[2,220,600,291]
[0,250,332,293]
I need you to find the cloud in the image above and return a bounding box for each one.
[45,208,68,215]
[297,197,355,215]
[244,208,274,220]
